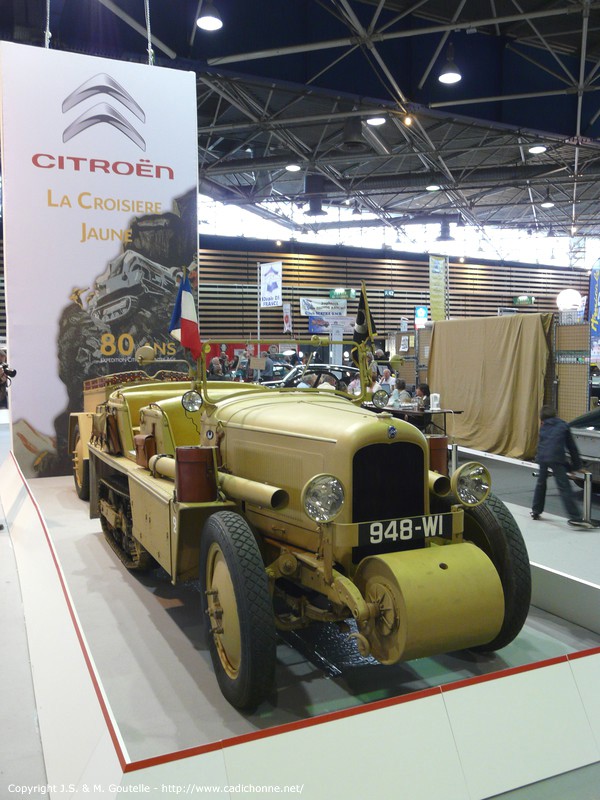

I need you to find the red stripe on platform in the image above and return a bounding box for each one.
[13,451,600,776]
[124,685,442,772]
[440,654,569,693]
[11,453,128,771]
[567,646,600,661]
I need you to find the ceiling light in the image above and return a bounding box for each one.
[197,0,223,31]
[285,163,301,172]
[540,189,555,208]
[438,43,461,84]
[426,184,441,192]
[528,144,547,155]
[403,115,413,126]
[366,116,386,126]
[556,289,582,310]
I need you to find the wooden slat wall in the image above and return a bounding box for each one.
[0,233,587,352]
[198,238,589,341]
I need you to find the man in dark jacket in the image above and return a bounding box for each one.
[531,405,591,527]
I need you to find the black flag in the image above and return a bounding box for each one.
[351,282,376,366]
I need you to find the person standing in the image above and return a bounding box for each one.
[531,405,592,528]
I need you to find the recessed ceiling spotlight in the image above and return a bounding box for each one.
[528,144,547,154]
[366,116,386,126]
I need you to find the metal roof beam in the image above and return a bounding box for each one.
[207,3,600,66]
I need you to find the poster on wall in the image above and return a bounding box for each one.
[429,254,448,321]
[0,42,198,477]
[260,261,282,308]
[589,262,600,361]
[308,315,354,334]
[300,298,347,316]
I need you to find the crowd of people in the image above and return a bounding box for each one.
[205,346,434,411]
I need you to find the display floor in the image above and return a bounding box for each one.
[3,428,600,799]
[24,473,600,765]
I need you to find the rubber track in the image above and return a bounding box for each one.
[99,478,153,571]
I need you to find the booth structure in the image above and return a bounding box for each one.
[2,451,600,800]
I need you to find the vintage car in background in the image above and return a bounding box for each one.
[261,362,360,390]
[70,339,531,711]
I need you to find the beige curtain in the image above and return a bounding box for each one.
[428,314,551,459]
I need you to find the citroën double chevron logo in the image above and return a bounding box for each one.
[62,73,146,150]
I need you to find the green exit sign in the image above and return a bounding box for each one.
[330,288,356,299]
[513,295,535,306]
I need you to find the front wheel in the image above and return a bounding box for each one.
[462,493,531,651]
[200,511,276,710]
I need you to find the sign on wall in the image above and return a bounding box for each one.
[590,262,600,361]
[0,42,198,477]
[429,254,449,321]
[300,298,347,316]
[260,261,282,308]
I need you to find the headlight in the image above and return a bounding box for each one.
[182,390,203,412]
[302,474,345,522]
[372,389,389,409]
[450,462,491,506]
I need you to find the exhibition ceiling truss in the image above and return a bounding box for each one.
[5,0,600,237]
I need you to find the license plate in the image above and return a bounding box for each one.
[358,513,453,548]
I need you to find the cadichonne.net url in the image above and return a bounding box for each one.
[159,785,304,794]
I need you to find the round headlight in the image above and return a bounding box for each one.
[182,390,203,413]
[302,474,345,522]
[451,462,491,506]
[372,389,389,409]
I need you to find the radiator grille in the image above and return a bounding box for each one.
[352,442,425,523]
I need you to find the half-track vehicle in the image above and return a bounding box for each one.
[70,339,531,710]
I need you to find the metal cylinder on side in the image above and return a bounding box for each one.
[176,446,218,503]
[428,434,449,475]
[354,542,504,664]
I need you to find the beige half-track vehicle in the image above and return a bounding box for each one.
[69,339,531,710]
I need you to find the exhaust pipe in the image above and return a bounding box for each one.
[219,472,288,510]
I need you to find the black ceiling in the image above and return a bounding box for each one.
[3,0,600,240]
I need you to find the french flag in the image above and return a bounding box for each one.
[169,276,202,360]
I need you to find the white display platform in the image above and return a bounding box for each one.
[2,452,600,800]
[507,501,600,636]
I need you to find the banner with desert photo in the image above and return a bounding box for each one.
[0,42,198,477]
